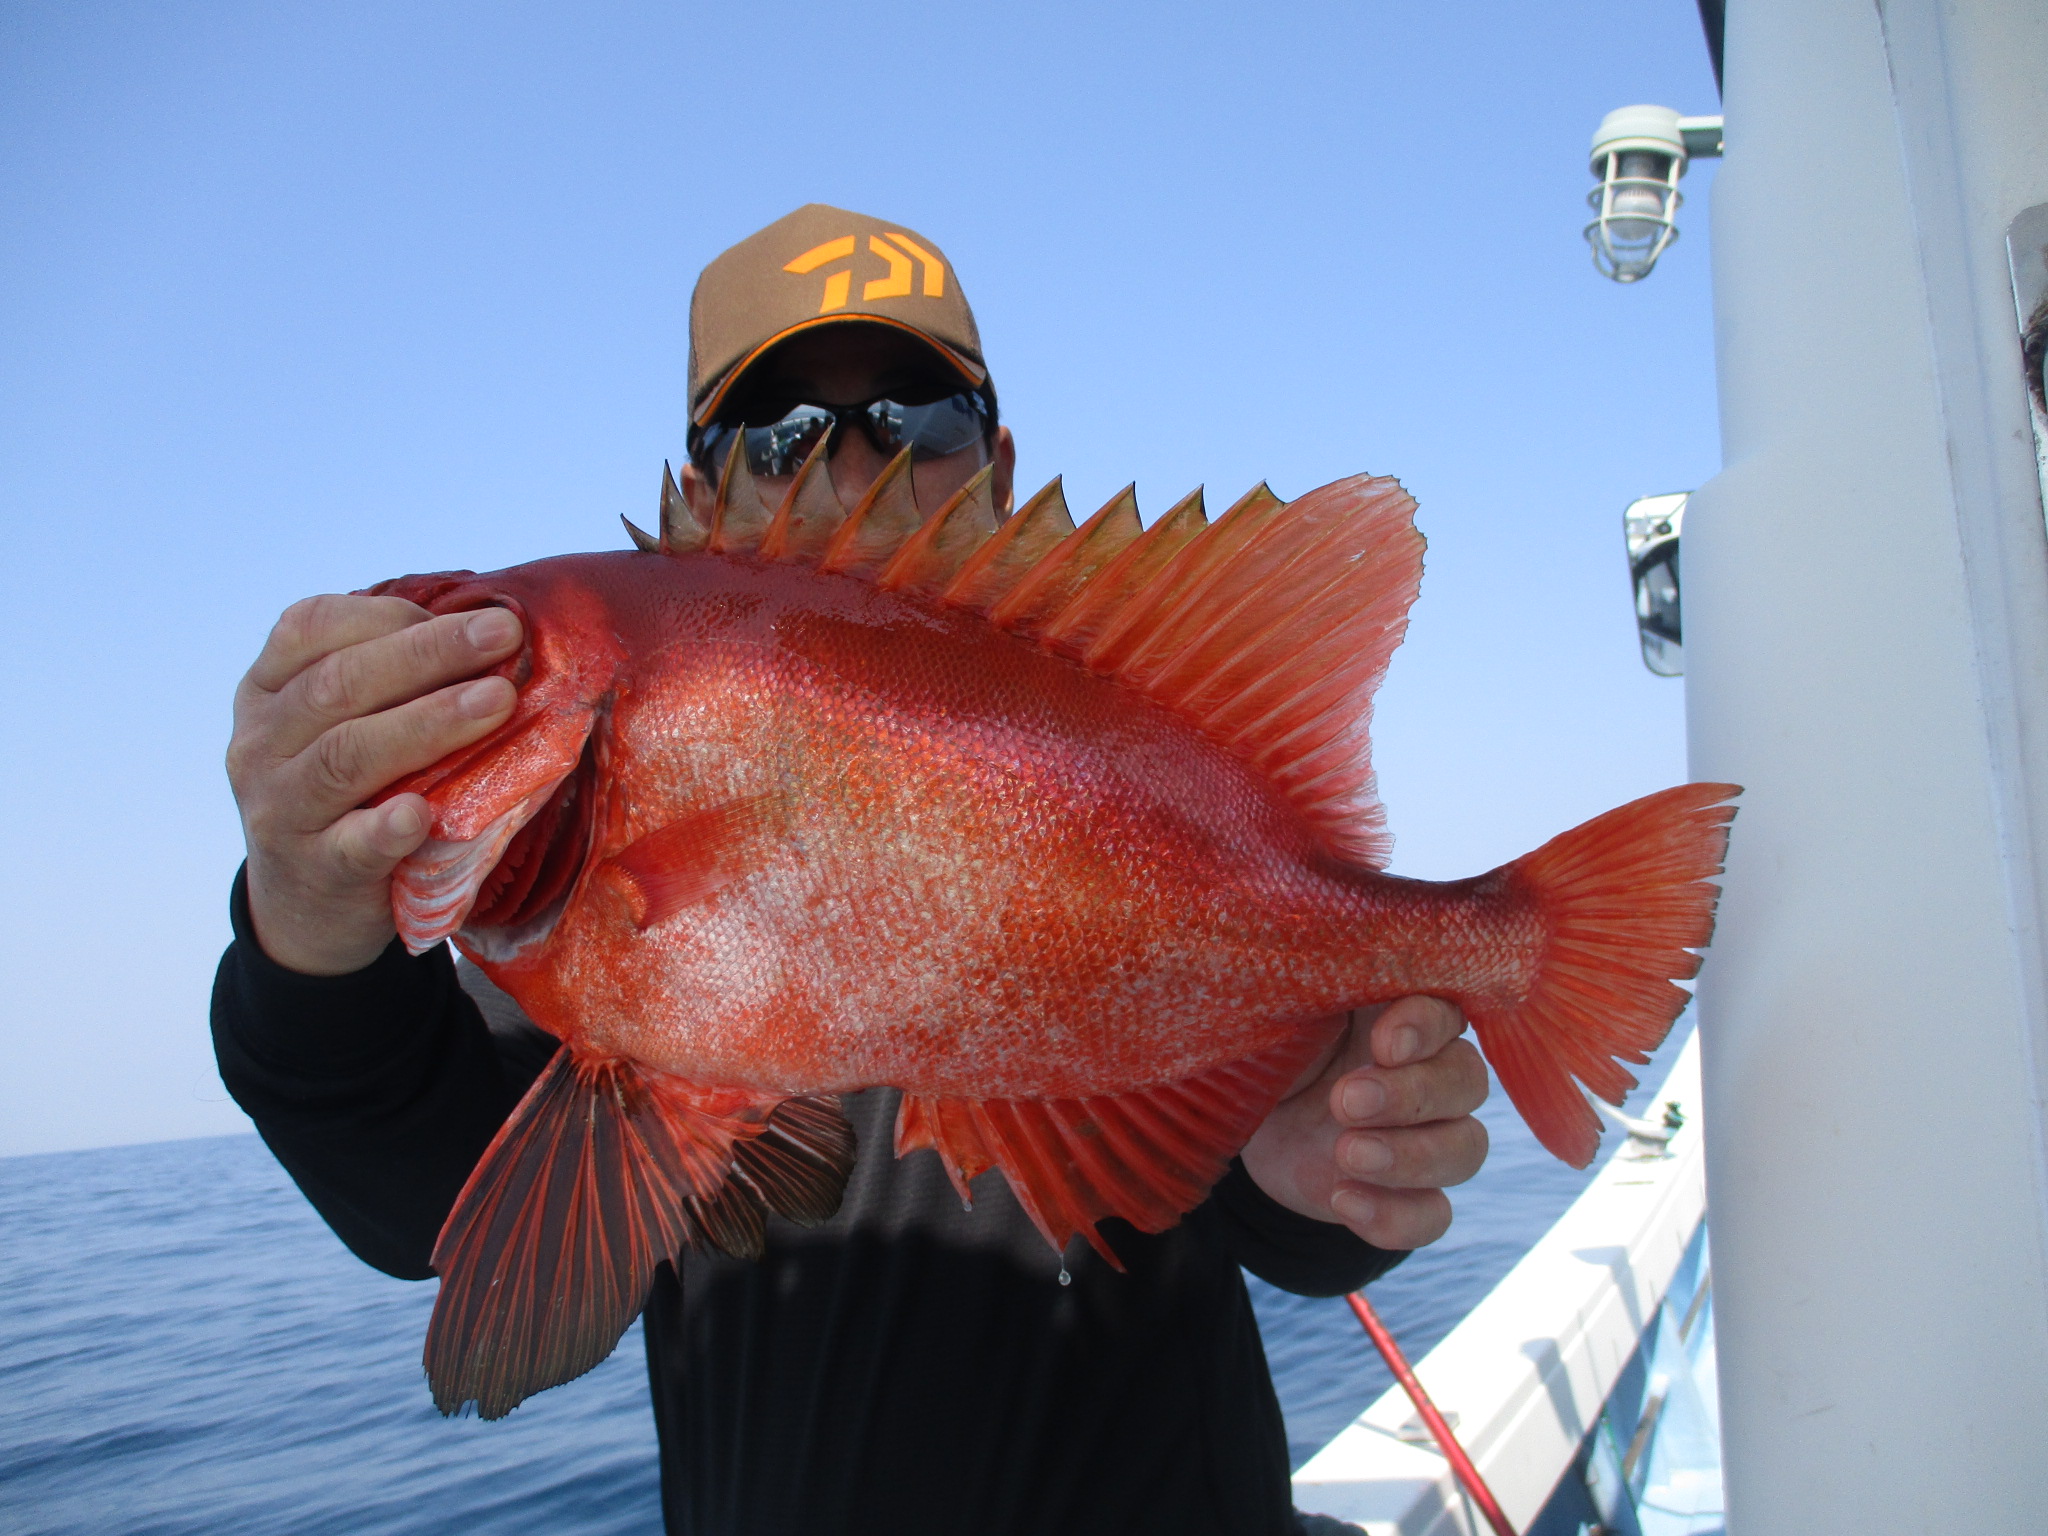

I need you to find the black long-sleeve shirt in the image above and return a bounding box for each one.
[211,870,1402,1535]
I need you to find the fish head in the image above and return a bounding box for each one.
[367,555,636,963]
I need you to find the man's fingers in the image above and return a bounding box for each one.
[1333,1036,1488,1128]
[245,594,435,694]
[285,676,516,824]
[324,796,434,881]
[1336,1113,1489,1192]
[269,607,522,758]
[1330,1185,1453,1251]
[1368,994,1465,1069]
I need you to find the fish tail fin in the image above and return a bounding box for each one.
[425,1051,854,1418]
[1460,782,1739,1168]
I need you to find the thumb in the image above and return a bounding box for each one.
[329,795,433,882]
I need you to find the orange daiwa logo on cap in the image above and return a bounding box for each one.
[689,204,985,423]
[783,233,947,313]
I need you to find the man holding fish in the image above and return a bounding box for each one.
[215,205,1500,1535]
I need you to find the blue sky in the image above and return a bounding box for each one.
[0,2,1722,1155]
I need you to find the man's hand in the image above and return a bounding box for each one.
[228,594,524,977]
[1240,997,1489,1252]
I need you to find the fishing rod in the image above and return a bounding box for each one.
[1345,1291,1517,1536]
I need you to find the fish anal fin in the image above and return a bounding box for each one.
[893,1026,1335,1265]
[877,464,997,596]
[821,448,921,576]
[894,1094,991,1205]
[426,1052,855,1418]
[599,791,789,930]
[661,461,711,556]
[758,434,844,562]
[988,484,1143,636]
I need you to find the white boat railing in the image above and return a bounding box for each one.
[1294,1033,1709,1535]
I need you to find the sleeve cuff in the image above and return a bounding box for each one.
[1211,1158,1408,1297]
[221,863,458,1078]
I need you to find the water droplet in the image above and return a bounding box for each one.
[1057,1265,1072,1287]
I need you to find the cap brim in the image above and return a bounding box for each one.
[693,314,986,425]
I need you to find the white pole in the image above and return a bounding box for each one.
[1685,0,2048,1525]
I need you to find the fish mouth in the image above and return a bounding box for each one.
[459,734,601,962]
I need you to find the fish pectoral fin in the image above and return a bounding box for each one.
[893,1026,1336,1269]
[425,1051,854,1420]
[599,791,790,930]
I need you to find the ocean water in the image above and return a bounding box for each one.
[0,1025,1692,1534]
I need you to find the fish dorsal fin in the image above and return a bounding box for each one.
[646,446,1422,867]
[708,438,773,553]
[659,461,710,555]
[1082,482,1288,679]
[821,449,922,577]
[758,436,845,562]
[941,477,1077,611]
[622,513,660,552]
[1099,475,1419,865]
[962,474,1419,867]
[876,465,998,597]
[988,484,1143,635]
[1038,486,1207,654]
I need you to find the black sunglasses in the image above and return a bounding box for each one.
[690,389,993,478]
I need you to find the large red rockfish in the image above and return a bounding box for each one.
[373,445,1737,1418]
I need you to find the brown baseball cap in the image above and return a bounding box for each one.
[688,203,987,426]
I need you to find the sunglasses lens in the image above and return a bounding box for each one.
[693,422,733,474]
[744,405,833,477]
[868,394,987,461]
[699,392,988,476]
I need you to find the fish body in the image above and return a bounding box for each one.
[442,553,1482,1097]
[376,448,1736,1418]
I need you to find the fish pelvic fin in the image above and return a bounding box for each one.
[426,1051,855,1419]
[1456,782,1740,1168]
[893,1026,1336,1267]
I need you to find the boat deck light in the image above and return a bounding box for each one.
[1586,106,1724,283]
